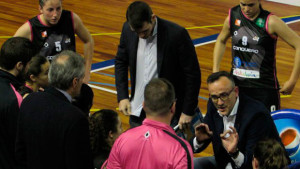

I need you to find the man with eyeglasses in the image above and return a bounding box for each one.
[191,71,288,169]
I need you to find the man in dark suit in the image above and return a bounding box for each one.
[192,71,287,169]
[0,37,36,169]
[15,50,93,169]
[115,1,201,128]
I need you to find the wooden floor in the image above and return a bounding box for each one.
[0,0,299,157]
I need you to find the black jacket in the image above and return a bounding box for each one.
[115,17,201,120]
[193,94,286,169]
[0,70,23,169]
[15,87,93,169]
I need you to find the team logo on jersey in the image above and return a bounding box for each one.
[44,42,49,48]
[41,31,47,38]
[235,19,241,26]
[234,57,242,68]
[65,38,71,43]
[253,36,260,42]
[234,31,238,36]
[144,131,150,139]
[256,18,265,28]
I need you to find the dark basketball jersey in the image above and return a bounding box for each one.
[229,5,279,89]
[28,10,76,61]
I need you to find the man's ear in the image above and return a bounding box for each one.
[30,74,36,82]
[151,14,156,20]
[108,130,114,139]
[16,61,24,72]
[170,102,176,114]
[72,77,78,88]
[234,86,239,97]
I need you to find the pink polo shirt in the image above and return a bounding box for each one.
[106,119,194,169]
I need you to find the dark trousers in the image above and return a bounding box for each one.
[239,87,280,112]
[193,156,219,169]
[129,109,146,128]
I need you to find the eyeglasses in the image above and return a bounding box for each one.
[210,88,235,102]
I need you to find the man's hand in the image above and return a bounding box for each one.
[220,126,239,154]
[194,123,213,143]
[280,80,296,95]
[178,113,193,129]
[118,99,131,116]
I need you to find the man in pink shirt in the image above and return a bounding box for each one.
[105,78,193,169]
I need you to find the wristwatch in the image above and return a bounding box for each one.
[229,148,239,159]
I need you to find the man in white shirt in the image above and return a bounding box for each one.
[192,71,287,169]
[115,1,201,128]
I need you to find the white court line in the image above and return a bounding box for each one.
[286,19,300,25]
[194,40,216,47]
[88,84,117,94]
[91,65,115,73]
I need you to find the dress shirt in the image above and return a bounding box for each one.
[194,97,244,168]
[56,88,72,102]
[131,18,158,117]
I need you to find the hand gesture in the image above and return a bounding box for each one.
[220,126,239,154]
[194,123,213,142]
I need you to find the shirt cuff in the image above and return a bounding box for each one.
[193,137,204,150]
[231,151,244,168]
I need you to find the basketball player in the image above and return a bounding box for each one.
[14,0,94,83]
[213,0,300,111]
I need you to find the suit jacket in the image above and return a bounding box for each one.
[115,17,201,118]
[15,87,93,169]
[194,94,284,169]
[0,70,23,169]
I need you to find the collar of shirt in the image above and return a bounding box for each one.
[142,118,175,134]
[218,97,240,118]
[151,17,158,37]
[56,88,72,102]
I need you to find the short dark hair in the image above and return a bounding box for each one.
[253,139,289,169]
[126,1,153,30]
[25,55,48,82]
[89,109,119,155]
[144,78,175,116]
[0,37,36,71]
[207,71,235,87]
[48,50,85,90]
